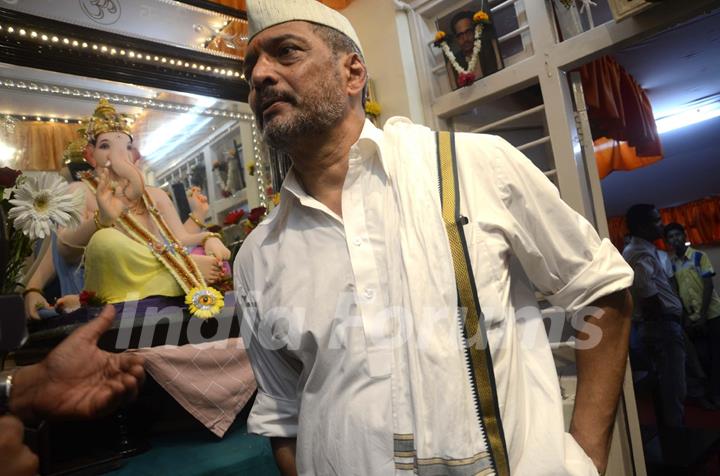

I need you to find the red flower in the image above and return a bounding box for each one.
[224,209,246,225]
[0,167,21,188]
[247,206,267,225]
[79,290,96,307]
[457,72,477,88]
[79,290,105,307]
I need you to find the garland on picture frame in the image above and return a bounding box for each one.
[433,10,491,88]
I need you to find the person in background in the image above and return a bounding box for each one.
[665,222,720,405]
[0,305,145,476]
[623,204,686,427]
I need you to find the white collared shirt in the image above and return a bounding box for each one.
[235,118,633,476]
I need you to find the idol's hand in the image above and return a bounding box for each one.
[107,150,145,203]
[191,254,224,284]
[95,167,127,225]
[204,237,231,261]
[188,187,210,220]
[25,291,52,320]
[55,295,82,314]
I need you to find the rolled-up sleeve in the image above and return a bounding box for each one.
[491,136,634,312]
[236,262,300,438]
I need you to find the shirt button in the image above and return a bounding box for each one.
[353,237,363,246]
[364,288,374,299]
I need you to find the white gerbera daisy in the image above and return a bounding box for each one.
[8,173,85,240]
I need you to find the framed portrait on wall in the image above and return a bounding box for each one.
[435,2,505,91]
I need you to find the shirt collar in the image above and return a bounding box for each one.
[263,119,385,225]
[684,246,696,259]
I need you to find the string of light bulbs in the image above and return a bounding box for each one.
[0,22,245,80]
[0,77,254,121]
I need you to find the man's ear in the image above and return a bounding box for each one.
[344,53,367,99]
[84,144,97,168]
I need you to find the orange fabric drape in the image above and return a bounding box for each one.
[608,197,720,250]
[12,121,80,171]
[580,56,663,178]
[593,137,662,179]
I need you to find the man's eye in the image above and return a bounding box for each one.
[279,46,298,56]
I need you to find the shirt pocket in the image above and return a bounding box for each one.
[468,222,511,327]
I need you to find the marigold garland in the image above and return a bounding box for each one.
[365,100,382,117]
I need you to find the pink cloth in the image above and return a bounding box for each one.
[133,338,256,437]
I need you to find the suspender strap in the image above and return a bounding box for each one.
[436,131,510,476]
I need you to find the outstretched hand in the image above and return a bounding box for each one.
[11,305,145,422]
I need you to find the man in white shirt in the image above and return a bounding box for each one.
[235,1,634,475]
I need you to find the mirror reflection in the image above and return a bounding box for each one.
[0,62,266,228]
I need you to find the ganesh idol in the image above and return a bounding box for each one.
[56,99,230,318]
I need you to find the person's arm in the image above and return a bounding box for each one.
[8,305,145,423]
[0,415,38,476]
[271,437,298,476]
[481,136,635,472]
[56,182,97,263]
[700,276,714,321]
[571,289,633,474]
[236,257,300,475]
[23,238,55,319]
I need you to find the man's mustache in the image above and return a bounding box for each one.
[253,88,299,113]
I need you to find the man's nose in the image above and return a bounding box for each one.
[251,55,279,89]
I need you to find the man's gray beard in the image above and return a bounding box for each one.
[261,88,346,152]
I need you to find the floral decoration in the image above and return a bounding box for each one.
[224,209,246,226]
[365,100,382,117]
[0,167,32,293]
[79,290,107,307]
[185,286,225,319]
[0,167,21,189]
[8,173,85,241]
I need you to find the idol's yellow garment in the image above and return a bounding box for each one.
[84,228,183,303]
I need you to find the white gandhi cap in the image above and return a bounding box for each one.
[246,0,363,56]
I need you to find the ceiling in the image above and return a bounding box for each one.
[600,10,720,217]
[0,62,244,169]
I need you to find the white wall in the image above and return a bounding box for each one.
[342,0,424,125]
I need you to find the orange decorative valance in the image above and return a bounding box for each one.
[580,56,663,178]
[608,196,720,250]
[593,137,662,179]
